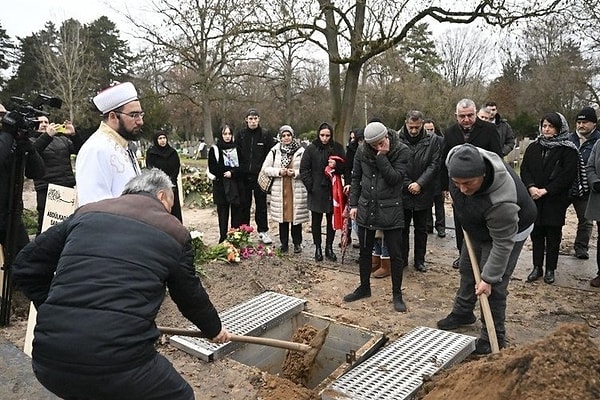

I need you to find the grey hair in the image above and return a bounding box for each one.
[122,168,174,196]
[405,110,424,122]
[456,98,477,112]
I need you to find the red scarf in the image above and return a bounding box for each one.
[325,155,346,230]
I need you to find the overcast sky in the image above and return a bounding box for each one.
[1,0,137,39]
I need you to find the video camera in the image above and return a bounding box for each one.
[0,94,62,138]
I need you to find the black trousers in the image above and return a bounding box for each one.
[33,353,194,400]
[426,194,445,230]
[216,202,242,243]
[279,222,302,247]
[356,226,404,295]
[311,211,335,247]
[35,188,47,236]
[530,224,562,271]
[401,208,428,265]
[239,177,269,233]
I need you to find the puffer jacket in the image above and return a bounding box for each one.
[398,127,442,210]
[349,130,410,230]
[261,142,309,224]
[12,193,222,374]
[30,132,83,191]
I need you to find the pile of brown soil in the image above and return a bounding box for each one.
[281,325,320,386]
[418,323,600,400]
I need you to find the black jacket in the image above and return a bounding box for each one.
[300,138,346,214]
[397,127,442,210]
[441,119,503,190]
[30,132,83,191]
[207,141,243,205]
[350,130,409,230]
[235,126,275,177]
[12,194,222,374]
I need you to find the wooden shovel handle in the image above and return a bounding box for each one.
[157,326,311,353]
[462,231,500,354]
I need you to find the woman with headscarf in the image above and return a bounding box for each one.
[260,125,308,253]
[300,122,346,262]
[207,124,243,243]
[146,130,183,221]
[520,112,579,284]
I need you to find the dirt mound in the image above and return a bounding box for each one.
[418,323,600,400]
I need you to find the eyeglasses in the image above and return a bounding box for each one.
[115,111,145,120]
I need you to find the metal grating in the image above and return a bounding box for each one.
[169,291,307,361]
[323,326,476,400]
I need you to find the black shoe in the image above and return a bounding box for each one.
[325,246,337,261]
[415,262,427,272]
[294,244,302,253]
[452,257,460,269]
[393,294,407,312]
[474,338,505,355]
[437,312,476,330]
[437,228,446,238]
[575,249,589,260]
[526,266,543,282]
[544,269,555,284]
[280,245,289,253]
[343,286,371,302]
[315,247,323,261]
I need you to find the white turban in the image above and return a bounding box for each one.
[93,82,138,114]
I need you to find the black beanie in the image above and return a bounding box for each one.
[447,144,486,178]
[576,107,598,123]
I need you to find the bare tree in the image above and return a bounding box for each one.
[437,25,495,88]
[37,19,95,122]
[245,0,569,141]
[120,0,255,144]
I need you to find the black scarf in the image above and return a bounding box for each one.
[148,132,175,158]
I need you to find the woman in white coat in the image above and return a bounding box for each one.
[261,125,309,253]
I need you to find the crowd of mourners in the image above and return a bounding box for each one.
[0,81,599,398]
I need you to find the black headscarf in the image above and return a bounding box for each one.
[148,130,176,158]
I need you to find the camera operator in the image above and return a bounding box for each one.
[30,115,82,235]
[0,103,46,253]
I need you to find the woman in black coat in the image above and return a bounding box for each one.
[520,112,579,284]
[146,130,183,221]
[207,124,243,243]
[300,122,345,262]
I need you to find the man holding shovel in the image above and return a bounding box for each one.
[12,169,230,400]
[437,144,536,354]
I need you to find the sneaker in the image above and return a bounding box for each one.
[437,312,476,330]
[258,232,272,244]
[452,257,460,269]
[590,275,600,288]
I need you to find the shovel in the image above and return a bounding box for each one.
[462,230,500,354]
[157,325,326,354]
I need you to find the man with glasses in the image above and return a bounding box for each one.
[76,82,143,206]
[441,99,503,269]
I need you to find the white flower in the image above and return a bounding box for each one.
[190,230,204,240]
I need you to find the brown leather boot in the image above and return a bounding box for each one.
[373,256,390,278]
[371,255,381,272]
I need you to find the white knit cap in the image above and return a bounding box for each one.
[93,82,138,114]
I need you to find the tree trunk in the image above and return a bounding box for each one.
[203,101,213,145]
[336,62,362,143]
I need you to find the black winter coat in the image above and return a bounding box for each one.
[235,126,275,177]
[30,132,83,191]
[12,194,222,374]
[520,142,578,226]
[350,130,409,230]
[207,142,243,206]
[146,143,183,221]
[398,127,442,210]
[441,119,503,190]
[300,138,346,214]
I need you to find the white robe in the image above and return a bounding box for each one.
[75,122,140,206]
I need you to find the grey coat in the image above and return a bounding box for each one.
[585,139,600,221]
